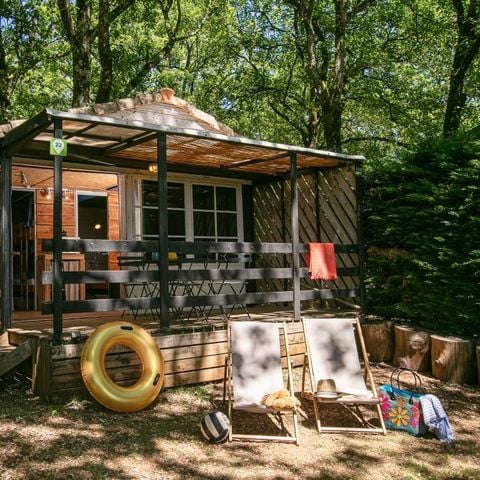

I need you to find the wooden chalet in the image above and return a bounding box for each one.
[0,88,364,399]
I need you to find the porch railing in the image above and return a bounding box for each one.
[40,239,360,318]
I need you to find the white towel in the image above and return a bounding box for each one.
[420,394,454,443]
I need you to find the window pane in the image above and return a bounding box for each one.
[168,211,185,236]
[143,209,158,235]
[216,187,236,211]
[193,185,214,210]
[194,211,215,236]
[168,182,184,208]
[142,181,158,207]
[217,213,237,237]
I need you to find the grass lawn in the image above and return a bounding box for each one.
[0,364,479,480]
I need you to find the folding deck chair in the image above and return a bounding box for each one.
[301,317,386,435]
[224,320,300,444]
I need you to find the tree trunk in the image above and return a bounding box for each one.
[477,344,480,385]
[393,325,431,372]
[95,0,113,103]
[431,335,476,384]
[322,0,348,152]
[362,321,395,362]
[56,0,92,108]
[442,0,480,136]
[0,35,10,122]
[71,46,92,107]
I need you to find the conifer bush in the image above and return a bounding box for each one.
[363,134,480,336]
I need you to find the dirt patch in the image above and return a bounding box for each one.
[1,364,479,480]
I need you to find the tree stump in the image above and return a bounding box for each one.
[393,325,431,371]
[361,321,395,362]
[431,335,475,384]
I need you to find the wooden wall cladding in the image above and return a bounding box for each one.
[107,191,120,271]
[253,166,359,300]
[33,322,306,399]
[36,194,76,253]
[16,166,120,255]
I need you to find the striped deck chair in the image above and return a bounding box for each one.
[301,317,386,435]
[224,320,300,444]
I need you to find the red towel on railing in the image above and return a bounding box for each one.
[306,243,337,280]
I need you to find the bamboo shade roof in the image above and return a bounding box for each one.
[1,90,363,178]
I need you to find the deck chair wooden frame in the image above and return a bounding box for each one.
[224,320,300,445]
[301,317,386,435]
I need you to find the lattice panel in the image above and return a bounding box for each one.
[253,165,360,302]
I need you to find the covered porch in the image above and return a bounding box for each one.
[0,90,364,395]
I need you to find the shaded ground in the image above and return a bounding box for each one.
[0,364,479,480]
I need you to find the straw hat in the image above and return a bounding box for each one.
[316,379,342,399]
[317,378,336,393]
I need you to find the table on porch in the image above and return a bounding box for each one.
[117,252,251,323]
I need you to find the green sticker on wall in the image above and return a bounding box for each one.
[50,138,67,156]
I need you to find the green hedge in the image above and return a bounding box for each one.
[363,134,480,336]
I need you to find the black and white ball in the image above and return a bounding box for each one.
[200,410,230,444]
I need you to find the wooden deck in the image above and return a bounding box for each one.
[2,307,358,401]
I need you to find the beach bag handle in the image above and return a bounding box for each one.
[388,367,422,404]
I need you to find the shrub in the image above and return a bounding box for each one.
[363,134,480,336]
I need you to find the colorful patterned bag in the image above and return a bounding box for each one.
[379,368,428,436]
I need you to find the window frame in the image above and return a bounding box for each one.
[133,174,246,243]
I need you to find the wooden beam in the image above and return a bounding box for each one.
[221,152,289,169]
[2,109,52,153]
[0,147,12,332]
[52,118,64,345]
[42,266,358,285]
[355,164,366,317]
[157,132,170,329]
[40,288,359,314]
[290,152,301,320]
[41,238,359,254]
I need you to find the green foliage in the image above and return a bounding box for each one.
[363,134,480,336]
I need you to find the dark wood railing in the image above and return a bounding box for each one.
[40,239,360,316]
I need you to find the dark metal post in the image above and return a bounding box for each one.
[52,118,64,345]
[355,164,366,320]
[0,146,12,332]
[280,181,288,293]
[290,152,300,320]
[157,133,169,329]
[315,171,321,239]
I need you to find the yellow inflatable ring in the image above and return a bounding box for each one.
[80,321,164,413]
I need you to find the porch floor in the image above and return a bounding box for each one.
[1,306,360,399]
[6,306,359,346]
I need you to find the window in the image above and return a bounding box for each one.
[140,180,242,242]
[141,181,186,240]
[192,185,237,242]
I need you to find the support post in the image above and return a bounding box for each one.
[157,132,170,329]
[355,164,366,319]
[0,146,12,332]
[52,118,64,345]
[280,181,288,293]
[290,152,300,320]
[315,170,321,239]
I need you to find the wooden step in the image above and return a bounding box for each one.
[0,339,34,377]
[0,345,17,358]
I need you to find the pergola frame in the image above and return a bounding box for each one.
[0,108,364,344]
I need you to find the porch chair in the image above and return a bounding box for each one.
[301,317,386,435]
[224,320,300,444]
[206,253,253,320]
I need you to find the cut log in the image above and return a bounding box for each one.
[393,325,431,372]
[431,335,475,385]
[361,321,394,362]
